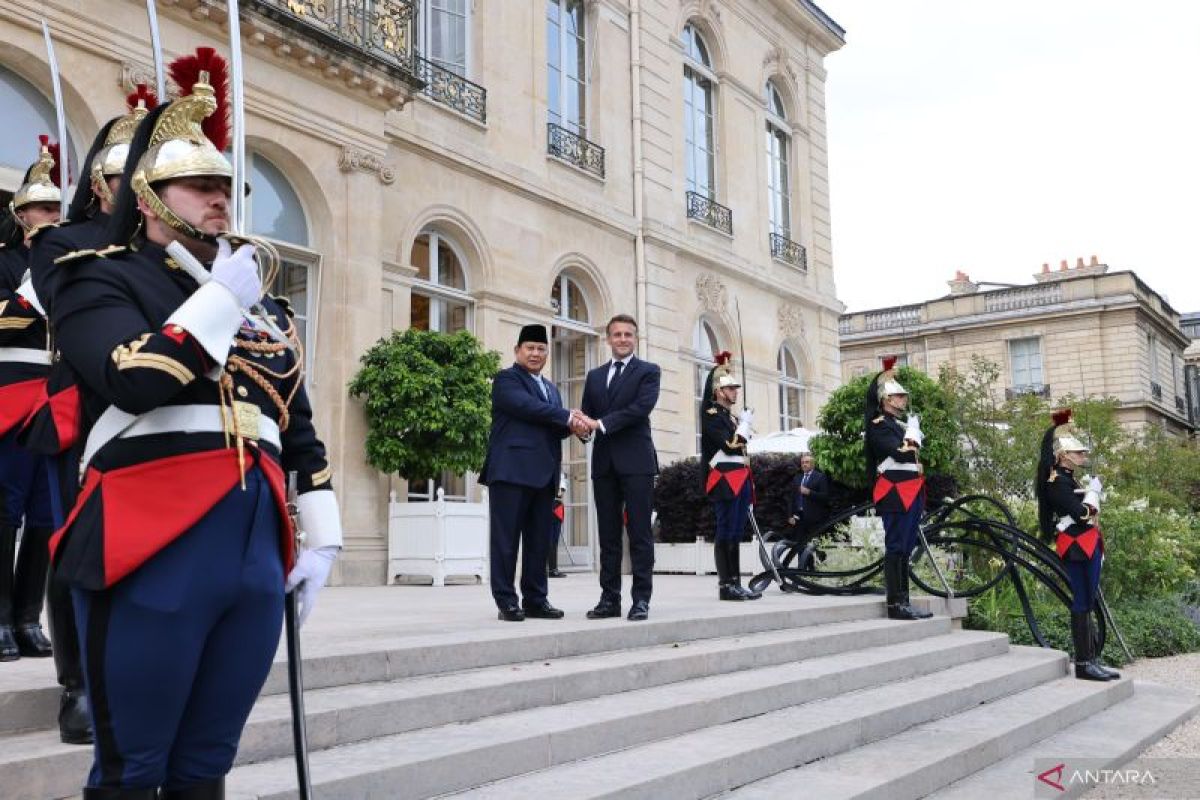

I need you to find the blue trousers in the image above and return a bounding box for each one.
[0,429,53,528]
[1064,555,1103,614]
[881,493,925,557]
[488,480,553,609]
[712,480,752,543]
[73,469,284,790]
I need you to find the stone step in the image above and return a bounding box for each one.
[0,616,952,800]
[223,632,1030,799]
[719,674,1133,799]
[927,680,1200,800]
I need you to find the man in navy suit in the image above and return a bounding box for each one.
[480,324,579,621]
[576,315,660,621]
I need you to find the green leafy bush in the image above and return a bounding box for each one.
[348,329,500,482]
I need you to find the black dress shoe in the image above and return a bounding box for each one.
[627,601,649,621]
[719,584,748,601]
[497,606,526,622]
[586,602,621,619]
[523,602,565,619]
[15,624,52,657]
[547,569,567,578]
[0,625,18,661]
[59,689,94,745]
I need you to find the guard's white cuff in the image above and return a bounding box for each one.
[298,489,343,549]
[1083,490,1101,513]
[598,419,607,434]
[164,281,243,366]
[17,278,44,316]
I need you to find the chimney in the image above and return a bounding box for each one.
[948,269,978,295]
[1036,254,1110,282]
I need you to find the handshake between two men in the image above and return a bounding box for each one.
[567,409,600,438]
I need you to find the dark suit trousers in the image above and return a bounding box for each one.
[593,473,654,605]
[488,481,554,609]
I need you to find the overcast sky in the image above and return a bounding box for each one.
[817,0,1200,315]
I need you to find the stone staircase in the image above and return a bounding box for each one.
[0,578,1194,800]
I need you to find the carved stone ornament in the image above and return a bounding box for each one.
[700,0,722,23]
[778,304,804,338]
[338,146,396,185]
[119,61,160,94]
[763,46,798,84]
[695,273,728,314]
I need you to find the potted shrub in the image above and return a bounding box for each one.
[349,329,500,585]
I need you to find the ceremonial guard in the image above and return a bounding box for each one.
[700,353,760,601]
[1036,410,1119,682]
[547,472,568,578]
[49,48,342,797]
[864,357,932,621]
[0,138,61,662]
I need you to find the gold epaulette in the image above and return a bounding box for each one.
[53,245,126,265]
[706,407,718,415]
[872,415,885,424]
[27,221,61,240]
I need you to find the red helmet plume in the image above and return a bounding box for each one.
[714,351,733,366]
[881,355,897,371]
[45,140,64,187]
[168,46,230,151]
[126,83,159,112]
[1051,408,1072,426]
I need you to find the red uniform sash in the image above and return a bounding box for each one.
[1056,526,1102,560]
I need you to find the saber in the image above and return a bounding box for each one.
[40,21,69,217]
[145,0,167,101]
[915,523,954,599]
[747,505,785,589]
[734,298,749,413]
[226,0,247,232]
[285,472,314,799]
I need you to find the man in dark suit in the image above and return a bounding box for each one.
[788,453,831,541]
[577,314,660,621]
[480,324,578,621]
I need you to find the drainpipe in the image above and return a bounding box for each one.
[629,0,648,357]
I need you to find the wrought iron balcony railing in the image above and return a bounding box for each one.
[247,0,421,85]
[769,231,807,271]
[1151,382,1163,401]
[686,191,732,236]
[1006,383,1051,400]
[412,54,487,123]
[547,123,605,178]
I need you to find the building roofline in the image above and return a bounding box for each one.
[798,0,846,44]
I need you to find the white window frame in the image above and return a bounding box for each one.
[421,0,471,77]
[410,230,474,334]
[547,0,588,136]
[765,82,791,239]
[1008,337,1044,390]
[1148,331,1160,384]
[268,245,321,387]
[682,24,717,200]
[691,318,721,454]
[777,344,804,431]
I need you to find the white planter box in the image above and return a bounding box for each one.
[653,538,759,576]
[388,489,488,586]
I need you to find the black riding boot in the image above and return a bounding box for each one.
[727,540,761,600]
[1087,613,1121,680]
[901,557,933,619]
[1072,611,1113,681]
[0,524,18,661]
[161,777,225,799]
[885,553,920,620]
[715,540,742,600]
[13,526,53,657]
[48,562,93,743]
[547,540,565,578]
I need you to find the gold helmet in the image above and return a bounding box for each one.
[91,85,159,205]
[10,135,63,215]
[707,351,740,398]
[1050,408,1088,456]
[129,47,232,242]
[875,355,908,398]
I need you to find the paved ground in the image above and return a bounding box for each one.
[1109,653,1200,759]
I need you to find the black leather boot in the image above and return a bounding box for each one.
[727,540,761,600]
[13,526,53,657]
[885,553,921,620]
[1072,611,1113,681]
[82,788,160,799]
[714,541,742,600]
[901,557,933,619]
[0,524,18,661]
[58,687,93,745]
[546,540,566,578]
[160,777,225,799]
[1087,613,1121,680]
[48,563,93,742]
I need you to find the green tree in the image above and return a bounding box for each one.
[809,365,959,490]
[348,329,501,483]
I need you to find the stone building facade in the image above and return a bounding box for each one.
[1,0,846,583]
[839,258,1193,436]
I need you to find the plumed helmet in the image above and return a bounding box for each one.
[91,84,160,206]
[11,135,62,212]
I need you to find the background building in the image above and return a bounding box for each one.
[839,258,1193,436]
[1182,311,1200,429]
[1,0,846,583]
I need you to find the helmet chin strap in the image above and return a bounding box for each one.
[133,175,221,247]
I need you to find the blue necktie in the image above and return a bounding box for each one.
[607,361,624,396]
[536,376,548,401]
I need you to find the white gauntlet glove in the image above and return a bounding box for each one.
[736,408,754,440]
[210,238,262,308]
[285,545,339,627]
[1083,475,1102,513]
[904,414,923,447]
[16,275,44,316]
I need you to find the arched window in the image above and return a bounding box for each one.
[248,153,319,383]
[682,24,716,200]
[692,318,721,453]
[410,230,472,333]
[0,65,75,199]
[765,81,791,239]
[778,344,805,430]
[551,271,598,570]
[547,0,588,135]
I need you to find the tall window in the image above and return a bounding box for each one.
[248,153,319,382]
[1171,351,1179,399]
[551,273,597,568]
[1008,337,1043,390]
[410,231,471,333]
[422,0,469,76]
[1147,332,1160,385]
[692,319,721,453]
[765,81,791,238]
[0,65,75,197]
[547,0,587,135]
[682,24,716,199]
[778,345,804,430]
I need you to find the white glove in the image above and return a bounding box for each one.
[16,277,44,316]
[284,545,339,627]
[209,238,261,308]
[904,414,923,447]
[736,407,754,440]
[1082,476,1102,514]
[1088,476,1103,495]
